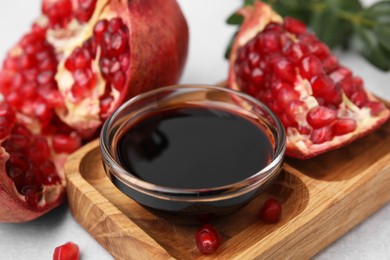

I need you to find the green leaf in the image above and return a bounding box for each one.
[374,23,390,51]
[244,0,255,6]
[333,0,363,12]
[355,26,390,71]
[364,0,390,23]
[310,8,352,49]
[226,13,244,25]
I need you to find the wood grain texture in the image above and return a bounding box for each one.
[64,116,390,260]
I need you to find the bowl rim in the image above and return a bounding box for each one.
[100,84,286,201]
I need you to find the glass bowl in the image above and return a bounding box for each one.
[100,85,286,222]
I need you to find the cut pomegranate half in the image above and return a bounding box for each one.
[0,0,188,138]
[228,2,389,159]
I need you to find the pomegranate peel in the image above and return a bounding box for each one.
[228,1,390,159]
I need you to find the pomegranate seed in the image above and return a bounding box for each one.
[42,0,74,28]
[74,48,92,69]
[353,76,363,90]
[195,224,221,255]
[338,77,355,98]
[310,126,333,144]
[37,71,54,85]
[251,68,264,86]
[272,57,295,83]
[53,242,80,260]
[310,41,330,59]
[39,161,60,185]
[6,92,24,109]
[93,19,108,43]
[329,66,352,84]
[307,106,337,129]
[75,0,97,23]
[108,18,123,32]
[350,90,368,108]
[365,101,385,116]
[110,32,127,56]
[71,84,89,101]
[99,58,111,77]
[323,55,339,73]
[83,38,97,58]
[73,69,94,89]
[285,42,309,64]
[276,84,300,109]
[283,17,306,35]
[34,102,53,124]
[311,75,336,97]
[256,31,281,54]
[25,192,43,208]
[99,96,113,115]
[119,54,130,71]
[299,55,324,81]
[52,134,81,154]
[112,71,126,91]
[332,118,357,136]
[259,198,282,224]
[248,52,260,68]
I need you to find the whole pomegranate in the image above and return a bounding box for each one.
[228,1,389,159]
[0,0,188,222]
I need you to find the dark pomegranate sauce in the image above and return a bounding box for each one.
[116,106,274,189]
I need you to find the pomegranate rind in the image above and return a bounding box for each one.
[228,1,390,159]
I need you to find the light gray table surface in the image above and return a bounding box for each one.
[0,1,389,259]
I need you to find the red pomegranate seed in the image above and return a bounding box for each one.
[310,41,330,59]
[272,57,295,83]
[110,32,127,56]
[53,242,80,260]
[329,66,352,84]
[299,55,324,81]
[112,71,126,91]
[353,76,363,90]
[195,224,221,255]
[52,134,81,154]
[259,198,282,224]
[350,90,368,108]
[307,106,337,129]
[276,84,300,109]
[99,58,111,77]
[285,42,310,64]
[311,75,336,97]
[75,0,97,23]
[251,68,264,85]
[323,55,339,73]
[73,69,95,89]
[42,0,74,28]
[37,71,54,85]
[39,161,60,185]
[367,101,386,116]
[283,17,306,35]
[93,19,108,43]
[310,126,333,144]
[108,18,123,33]
[99,96,113,115]
[248,52,260,68]
[332,118,357,136]
[256,31,281,54]
[338,77,355,98]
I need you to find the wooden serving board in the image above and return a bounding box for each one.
[65,117,390,260]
